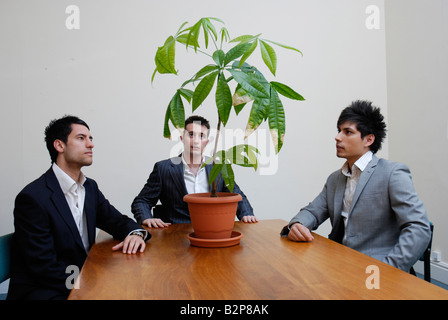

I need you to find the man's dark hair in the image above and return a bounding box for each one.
[337,100,387,153]
[44,115,90,163]
[184,115,210,131]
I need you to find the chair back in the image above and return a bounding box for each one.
[0,233,13,283]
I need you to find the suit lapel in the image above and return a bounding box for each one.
[334,172,346,224]
[45,168,85,251]
[83,180,96,249]
[169,156,188,195]
[349,155,379,214]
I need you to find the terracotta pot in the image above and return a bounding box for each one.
[183,192,242,239]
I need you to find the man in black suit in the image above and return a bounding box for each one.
[8,116,149,300]
[132,115,257,228]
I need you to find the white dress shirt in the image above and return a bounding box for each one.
[52,163,90,252]
[53,163,148,245]
[182,156,209,194]
[340,151,373,244]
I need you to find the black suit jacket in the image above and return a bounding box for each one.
[7,168,147,300]
[131,156,254,224]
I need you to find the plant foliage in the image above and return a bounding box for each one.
[153,17,304,194]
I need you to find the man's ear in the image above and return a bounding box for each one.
[53,139,65,153]
[364,134,375,148]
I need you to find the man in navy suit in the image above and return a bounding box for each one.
[132,115,257,228]
[8,116,149,300]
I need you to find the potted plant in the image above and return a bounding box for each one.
[152,17,304,243]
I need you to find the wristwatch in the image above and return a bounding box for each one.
[130,230,145,239]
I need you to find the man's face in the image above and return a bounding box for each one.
[335,121,374,167]
[55,124,94,168]
[181,122,209,163]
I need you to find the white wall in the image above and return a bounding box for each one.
[385,0,448,282]
[0,0,388,240]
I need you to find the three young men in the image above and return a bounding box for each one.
[9,99,431,299]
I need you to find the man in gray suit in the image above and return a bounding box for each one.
[282,100,431,271]
[132,115,257,228]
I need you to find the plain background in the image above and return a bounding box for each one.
[1,0,447,286]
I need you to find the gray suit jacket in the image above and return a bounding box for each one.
[131,156,254,225]
[283,155,431,271]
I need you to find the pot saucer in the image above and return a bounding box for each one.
[187,231,242,248]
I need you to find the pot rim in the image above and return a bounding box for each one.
[183,192,242,203]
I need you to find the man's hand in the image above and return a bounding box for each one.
[288,223,314,242]
[112,235,146,254]
[241,215,258,223]
[143,218,171,228]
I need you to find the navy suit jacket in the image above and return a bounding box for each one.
[132,156,254,224]
[8,168,147,300]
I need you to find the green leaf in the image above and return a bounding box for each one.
[268,87,286,153]
[192,70,219,111]
[233,103,246,115]
[262,39,303,56]
[220,27,230,44]
[163,106,172,139]
[212,50,225,67]
[186,20,202,52]
[227,69,269,99]
[203,18,218,45]
[226,144,259,170]
[229,34,261,44]
[224,42,253,66]
[216,72,232,126]
[259,40,277,76]
[244,98,269,138]
[208,17,225,25]
[208,163,223,186]
[221,163,235,192]
[232,84,253,114]
[178,88,194,103]
[270,81,305,100]
[155,36,177,74]
[168,91,185,130]
[181,65,219,87]
[176,33,199,48]
[174,21,189,37]
[239,40,258,68]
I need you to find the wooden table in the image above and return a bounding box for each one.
[68,219,448,300]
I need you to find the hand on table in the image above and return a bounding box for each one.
[112,234,146,254]
[241,215,258,223]
[143,218,171,228]
[287,223,314,242]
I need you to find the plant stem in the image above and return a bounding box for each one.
[210,117,222,197]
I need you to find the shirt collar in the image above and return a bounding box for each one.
[341,150,373,177]
[52,163,86,194]
[181,154,206,173]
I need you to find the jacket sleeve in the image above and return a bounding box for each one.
[383,163,431,271]
[280,176,335,236]
[218,179,254,220]
[12,191,73,296]
[131,162,163,224]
